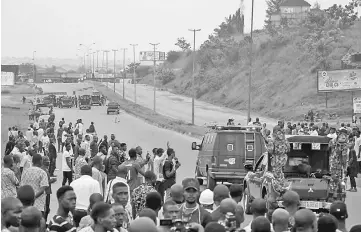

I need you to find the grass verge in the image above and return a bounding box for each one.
[91,81,206,139]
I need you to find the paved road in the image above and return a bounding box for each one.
[39,83,361,228]
[103,82,277,127]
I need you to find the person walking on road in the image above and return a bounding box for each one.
[62,143,74,186]
[48,138,57,177]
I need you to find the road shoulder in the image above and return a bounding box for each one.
[91,81,205,139]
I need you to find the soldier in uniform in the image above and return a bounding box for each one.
[328,129,349,199]
[266,128,291,194]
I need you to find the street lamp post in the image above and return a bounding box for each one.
[150,43,159,112]
[112,49,118,93]
[130,44,138,104]
[189,29,201,125]
[103,50,110,87]
[247,0,254,125]
[120,48,127,99]
[96,50,100,71]
[32,51,36,82]
[79,43,95,78]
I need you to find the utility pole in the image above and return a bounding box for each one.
[130,44,138,104]
[150,43,159,112]
[120,48,127,99]
[92,52,96,78]
[247,0,254,125]
[32,51,36,82]
[112,49,118,93]
[103,50,110,87]
[189,29,201,125]
[96,50,100,71]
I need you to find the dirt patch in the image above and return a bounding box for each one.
[1,94,31,157]
[91,81,206,139]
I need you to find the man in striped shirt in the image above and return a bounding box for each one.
[48,185,77,232]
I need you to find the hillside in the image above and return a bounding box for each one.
[141,5,361,121]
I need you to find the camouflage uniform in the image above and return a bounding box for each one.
[267,130,290,193]
[328,132,348,194]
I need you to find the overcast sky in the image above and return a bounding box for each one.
[1,0,352,60]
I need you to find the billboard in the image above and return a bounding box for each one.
[317,69,361,92]
[1,72,15,86]
[353,97,361,114]
[139,51,166,61]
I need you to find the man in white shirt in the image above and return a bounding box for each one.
[75,119,84,136]
[354,131,361,159]
[70,165,101,227]
[309,126,318,136]
[327,128,337,140]
[25,127,33,142]
[153,148,167,190]
[81,135,91,159]
[41,131,50,155]
[62,143,74,186]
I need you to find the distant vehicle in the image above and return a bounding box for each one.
[192,125,266,190]
[91,92,102,106]
[59,96,73,108]
[79,95,91,110]
[107,102,120,114]
[42,96,53,107]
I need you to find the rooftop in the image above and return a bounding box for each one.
[280,0,311,7]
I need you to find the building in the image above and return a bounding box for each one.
[270,0,311,27]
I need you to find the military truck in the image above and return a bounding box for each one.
[91,91,102,106]
[243,135,345,215]
[59,96,73,108]
[79,95,91,110]
[192,125,266,190]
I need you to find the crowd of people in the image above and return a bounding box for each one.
[2,111,361,232]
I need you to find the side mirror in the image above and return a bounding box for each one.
[191,142,200,150]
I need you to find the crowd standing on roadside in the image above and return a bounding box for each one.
[2,109,361,232]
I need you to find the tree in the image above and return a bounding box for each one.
[166,51,182,63]
[325,2,359,28]
[126,62,140,73]
[313,1,321,9]
[264,0,283,33]
[175,37,191,51]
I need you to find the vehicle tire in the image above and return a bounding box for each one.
[206,172,216,191]
[107,111,109,115]
[243,187,252,215]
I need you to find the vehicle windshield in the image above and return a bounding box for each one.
[284,143,330,178]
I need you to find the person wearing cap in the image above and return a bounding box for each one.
[131,171,158,218]
[243,198,268,232]
[266,125,290,194]
[179,178,212,228]
[329,129,349,199]
[199,189,214,213]
[330,201,348,232]
[211,184,230,221]
[281,190,300,228]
